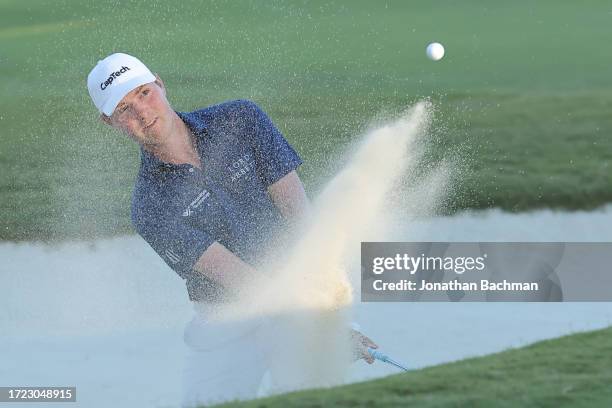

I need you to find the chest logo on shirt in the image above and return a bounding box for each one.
[182,189,211,217]
[229,153,256,183]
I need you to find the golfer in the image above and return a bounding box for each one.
[87,53,376,406]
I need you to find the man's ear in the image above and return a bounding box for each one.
[154,74,166,95]
[99,113,112,126]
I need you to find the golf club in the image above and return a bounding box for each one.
[367,348,409,372]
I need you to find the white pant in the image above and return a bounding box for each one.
[181,304,353,407]
[181,305,271,407]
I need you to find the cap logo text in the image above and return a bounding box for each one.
[100,66,130,90]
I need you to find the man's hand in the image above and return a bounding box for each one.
[350,329,379,364]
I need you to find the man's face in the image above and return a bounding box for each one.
[103,77,175,146]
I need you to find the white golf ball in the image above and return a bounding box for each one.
[426,42,445,61]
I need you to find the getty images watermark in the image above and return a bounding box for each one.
[361,242,612,302]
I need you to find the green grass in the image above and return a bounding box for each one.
[217,326,612,408]
[2,0,612,240]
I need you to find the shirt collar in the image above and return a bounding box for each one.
[176,110,208,136]
[140,110,208,178]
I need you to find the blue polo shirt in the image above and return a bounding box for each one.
[131,99,302,302]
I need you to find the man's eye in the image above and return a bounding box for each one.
[119,105,128,112]
[142,89,149,96]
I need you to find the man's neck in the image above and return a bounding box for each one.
[146,112,202,169]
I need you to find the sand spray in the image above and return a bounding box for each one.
[210,101,448,394]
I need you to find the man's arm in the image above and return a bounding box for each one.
[192,241,258,290]
[267,170,311,224]
[192,170,379,361]
[191,171,309,289]
[268,170,379,361]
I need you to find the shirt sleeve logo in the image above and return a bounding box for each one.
[182,189,211,217]
[164,248,181,264]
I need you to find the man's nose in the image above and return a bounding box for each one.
[131,102,150,124]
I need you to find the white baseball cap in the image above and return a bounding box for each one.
[87,53,156,116]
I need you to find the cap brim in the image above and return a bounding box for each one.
[100,72,156,116]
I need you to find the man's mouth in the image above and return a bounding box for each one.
[143,118,158,131]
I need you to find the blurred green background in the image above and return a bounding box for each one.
[1,0,612,241]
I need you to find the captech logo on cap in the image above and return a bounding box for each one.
[100,66,131,91]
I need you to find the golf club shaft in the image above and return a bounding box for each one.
[367,348,409,371]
